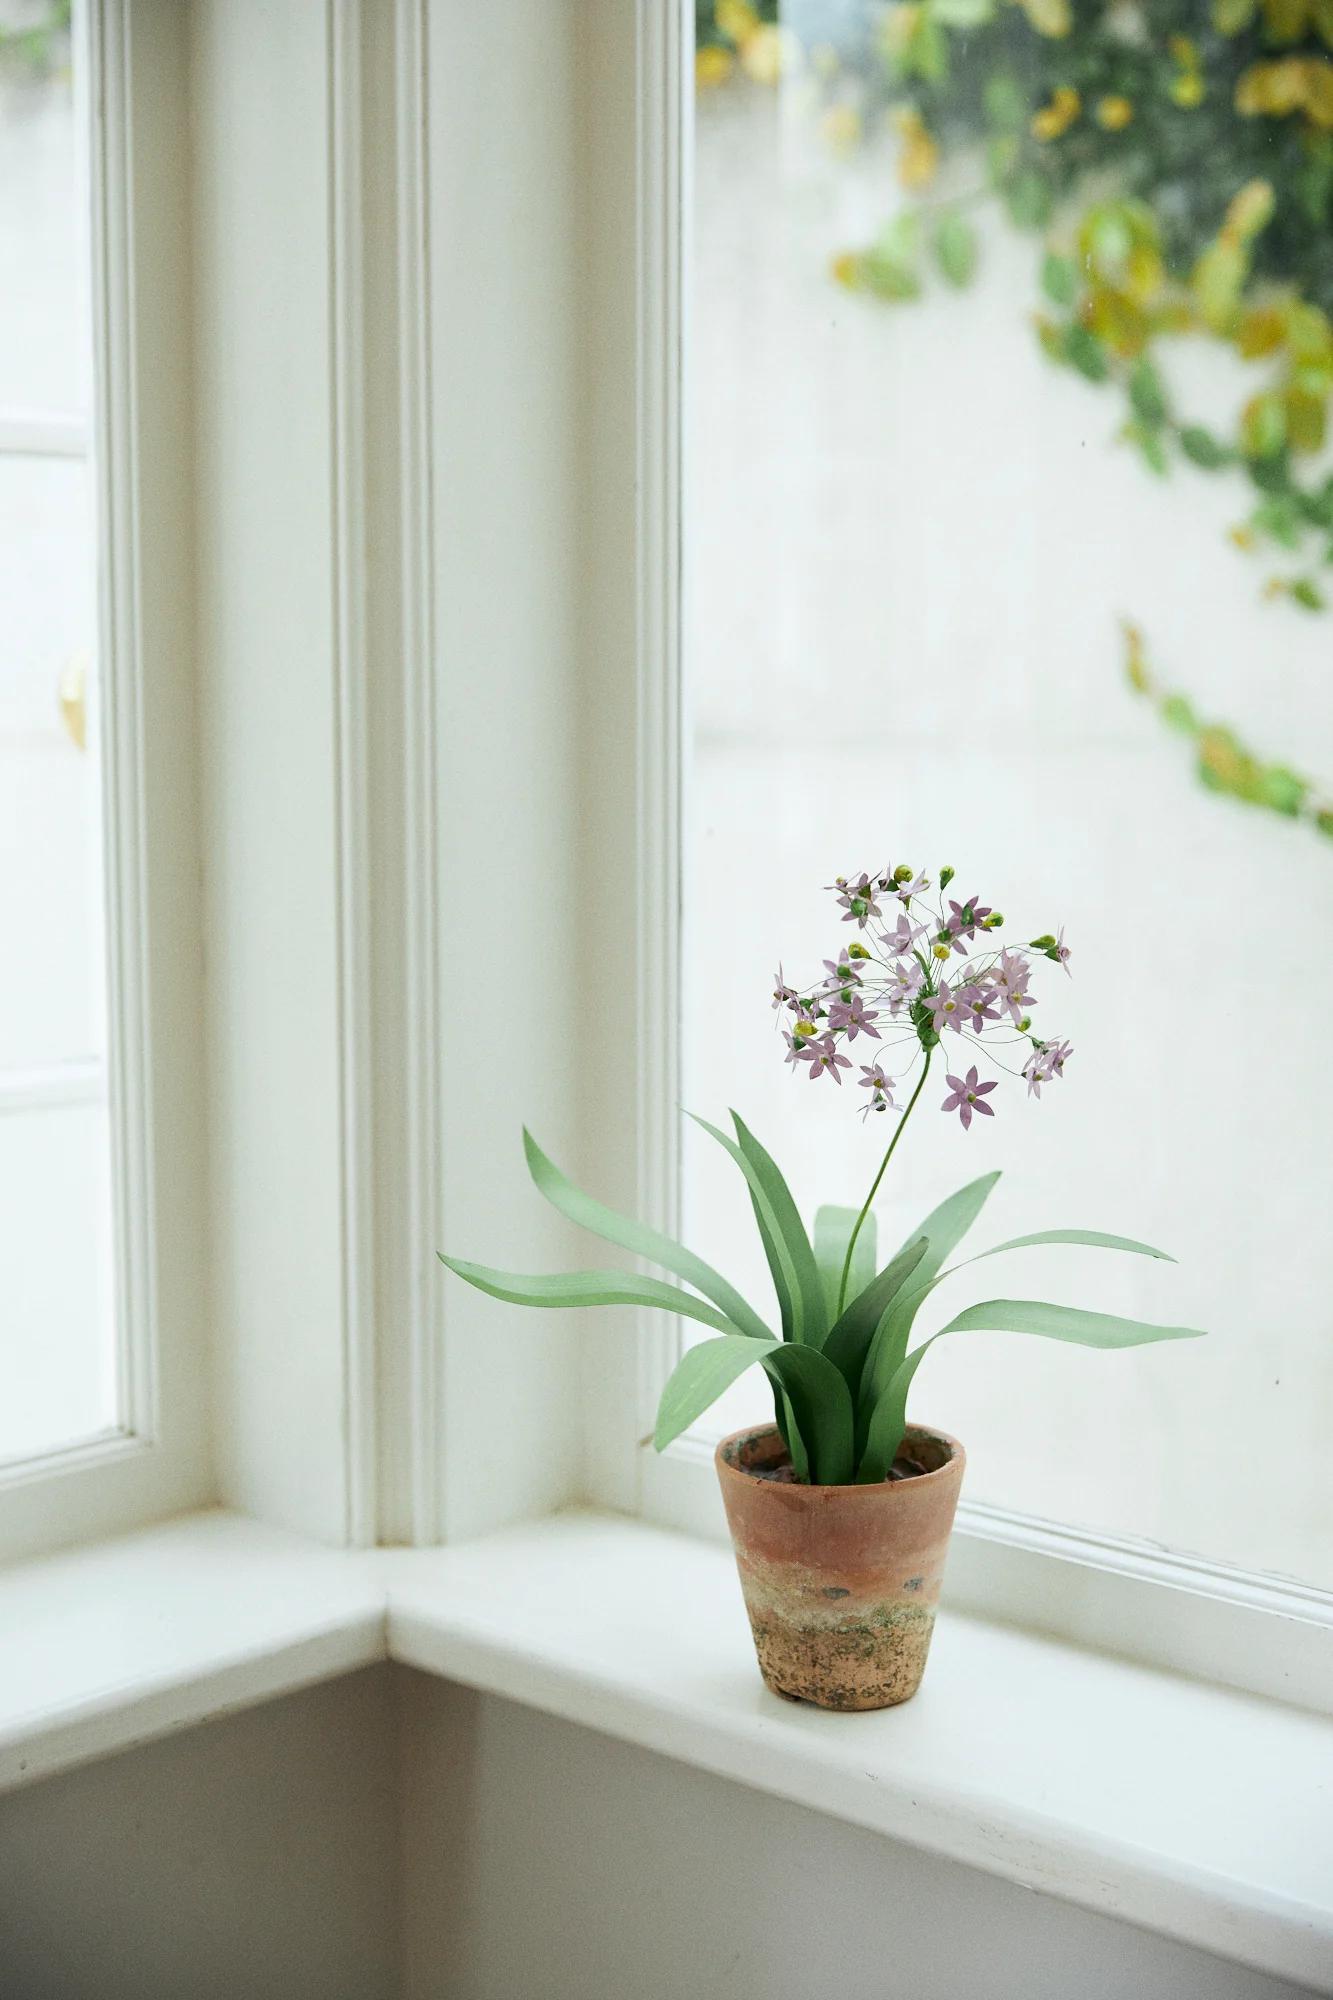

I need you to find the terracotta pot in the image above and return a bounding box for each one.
[715,1422,966,1711]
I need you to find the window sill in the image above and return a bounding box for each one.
[3,1509,1330,1993]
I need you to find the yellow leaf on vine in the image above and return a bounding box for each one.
[1031,84,1081,140]
[695,45,735,89]
[1016,0,1073,35]
[893,106,939,186]
[1096,95,1134,130]
[1237,304,1287,357]
[715,0,760,45]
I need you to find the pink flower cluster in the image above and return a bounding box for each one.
[773,867,1072,1129]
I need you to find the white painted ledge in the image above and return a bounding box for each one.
[0,1511,384,1790]
[2,1508,1330,1993]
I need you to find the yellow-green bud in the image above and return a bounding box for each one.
[846,941,870,959]
[893,863,914,884]
[939,865,955,890]
[932,942,951,961]
[983,912,1004,929]
[794,1018,817,1038]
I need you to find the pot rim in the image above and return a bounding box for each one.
[714,1420,965,1495]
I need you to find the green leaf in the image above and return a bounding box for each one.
[1006,170,1054,232]
[438,1255,743,1335]
[813,1206,876,1328]
[1063,324,1110,383]
[731,1112,827,1345]
[1040,251,1078,308]
[821,1236,929,1400]
[858,1173,1002,1417]
[762,1343,856,1484]
[654,1334,776,1451]
[688,1113,809,1343]
[654,1335,853,1483]
[522,1129,772,1342]
[976,1228,1175,1261]
[984,72,1027,133]
[860,1214,1174,1433]
[776,1385,810,1480]
[1128,358,1169,427]
[1179,425,1232,471]
[935,212,978,288]
[858,1300,1205,1482]
[892,1171,1002,1296]
[1124,419,1169,476]
[937,1299,1206,1347]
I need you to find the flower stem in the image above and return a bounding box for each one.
[835,1047,933,1318]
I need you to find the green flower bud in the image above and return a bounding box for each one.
[939,865,955,890]
[983,912,1004,929]
[846,941,870,959]
[1029,934,1056,951]
[1018,1015,1031,1033]
[893,863,914,884]
[794,1018,817,1038]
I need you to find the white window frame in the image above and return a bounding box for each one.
[622,0,1333,1716]
[0,0,209,1562]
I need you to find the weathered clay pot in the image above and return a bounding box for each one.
[715,1422,966,1711]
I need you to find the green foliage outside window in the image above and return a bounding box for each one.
[0,1,70,79]
[697,0,1333,840]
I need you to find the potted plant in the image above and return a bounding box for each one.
[440,865,1204,1710]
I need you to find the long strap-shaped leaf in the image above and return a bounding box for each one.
[438,1255,744,1337]
[730,1112,827,1346]
[687,1114,822,1346]
[655,1333,854,1483]
[890,1170,1003,1290]
[522,1129,772,1342]
[814,1206,876,1328]
[860,1224,1175,1422]
[821,1236,928,1398]
[857,1298,1206,1483]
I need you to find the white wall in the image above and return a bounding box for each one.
[397,1674,1318,2000]
[0,1670,399,2000]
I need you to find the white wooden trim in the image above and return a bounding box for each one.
[327,0,378,1550]
[629,0,1331,1710]
[633,0,687,1450]
[89,0,158,1451]
[1,0,210,1559]
[392,0,442,1546]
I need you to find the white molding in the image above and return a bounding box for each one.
[0,412,89,458]
[392,0,442,1547]
[633,0,687,1452]
[327,0,379,1550]
[89,0,158,1452]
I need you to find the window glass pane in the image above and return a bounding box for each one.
[0,3,88,413]
[0,0,118,1462]
[684,2,1332,1588]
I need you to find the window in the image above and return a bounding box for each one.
[0,0,205,1561]
[676,0,1332,1595]
[0,1,117,1465]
